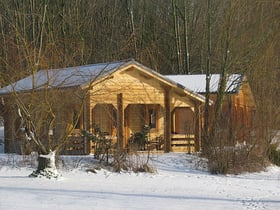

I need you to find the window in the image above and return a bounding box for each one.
[112,108,117,128]
[72,110,81,129]
[148,108,157,129]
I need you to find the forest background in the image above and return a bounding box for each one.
[0,0,279,159]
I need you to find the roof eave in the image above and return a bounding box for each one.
[126,61,207,104]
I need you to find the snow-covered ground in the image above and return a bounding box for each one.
[0,153,280,210]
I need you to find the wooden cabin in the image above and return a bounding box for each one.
[0,60,256,154]
[166,74,256,143]
[0,60,206,154]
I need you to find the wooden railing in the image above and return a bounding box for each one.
[145,136,164,151]
[171,134,195,153]
[62,131,196,154]
[63,129,85,155]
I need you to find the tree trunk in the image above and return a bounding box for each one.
[37,156,52,171]
[172,0,183,74]
[29,151,59,179]
[202,0,212,155]
[184,0,190,74]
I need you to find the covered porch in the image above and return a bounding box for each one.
[81,93,202,154]
[65,103,201,154]
[63,95,202,154]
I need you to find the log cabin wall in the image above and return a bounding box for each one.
[88,66,199,153]
[89,67,167,152]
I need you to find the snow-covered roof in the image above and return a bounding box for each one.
[0,61,127,94]
[165,74,243,94]
[0,60,205,103]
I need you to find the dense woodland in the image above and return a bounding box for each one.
[0,0,279,172]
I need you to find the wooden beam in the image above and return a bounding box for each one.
[194,103,201,152]
[3,105,12,153]
[164,88,171,152]
[83,101,88,154]
[117,93,124,149]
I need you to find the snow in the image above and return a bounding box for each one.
[0,61,126,94]
[165,74,242,93]
[1,153,280,210]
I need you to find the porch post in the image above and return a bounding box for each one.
[83,97,92,154]
[117,93,124,149]
[3,105,12,153]
[194,103,201,152]
[164,88,171,152]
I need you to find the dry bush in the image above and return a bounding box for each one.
[109,148,156,173]
[206,126,268,174]
[268,144,280,166]
[208,146,266,175]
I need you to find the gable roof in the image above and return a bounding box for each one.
[166,74,256,109]
[0,60,126,94]
[165,74,243,94]
[0,60,206,103]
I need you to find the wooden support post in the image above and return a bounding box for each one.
[228,96,234,144]
[3,106,11,153]
[82,100,87,154]
[194,103,201,152]
[117,93,124,149]
[88,103,96,154]
[164,88,171,152]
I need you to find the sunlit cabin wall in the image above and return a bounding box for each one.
[88,66,198,152]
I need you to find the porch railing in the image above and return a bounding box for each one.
[62,131,196,154]
[63,129,85,155]
[171,134,195,153]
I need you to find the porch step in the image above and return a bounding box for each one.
[171,146,195,153]
[171,135,195,153]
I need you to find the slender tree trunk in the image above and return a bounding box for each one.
[203,0,212,154]
[184,0,190,74]
[210,0,232,142]
[172,0,183,74]
[128,0,138,59]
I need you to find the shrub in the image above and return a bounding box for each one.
[269,144,280,166]
[206,144,266,175]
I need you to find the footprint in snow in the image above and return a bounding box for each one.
[241,199,266,210]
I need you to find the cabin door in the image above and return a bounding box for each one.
[172,107,194,135]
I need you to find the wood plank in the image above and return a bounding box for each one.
[171,146,195,153]
[171,140,195,145]
[117,93,124,149]
[171,134,195,139]
[194,103,201,152]
[164,88,171,152]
